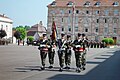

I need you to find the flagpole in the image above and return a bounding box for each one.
[72,2,75,40]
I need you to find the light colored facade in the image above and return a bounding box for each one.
[27,21,46,40]
[0,14,13,39]
[47,0,120,43]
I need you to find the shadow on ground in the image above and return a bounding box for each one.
[14,50,120,80]
[46,50,120,80]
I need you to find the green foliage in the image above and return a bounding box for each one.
[16,27,27,40]
[24,25,30,30]
[12,27,16,31]
[13,25,31,40]
[15,25,31,30]
[0,29,7,39]
[14,31,21,39]
[102,38,114,45]
[27,36,34,42]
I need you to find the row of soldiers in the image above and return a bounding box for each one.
[38,33,88,72]
[89,41,106,48]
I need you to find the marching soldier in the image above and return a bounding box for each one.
[38,34,50,70]
[73,33,82,72]
[48,35,56,68]
[57,33,67,71]
[73,33,88,72]
[81,33,88,71]
[64,35,72,69]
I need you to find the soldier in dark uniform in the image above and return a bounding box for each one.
[96,42,100,48]
[73,33,88,72]
[81,33,88,70]
[48,35,56,68]
[90,40,93,48]
[73,33,83,72]
[57,33,67,71]
[38,34,50,70]
[64,35,72,69]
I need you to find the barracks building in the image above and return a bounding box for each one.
[47,0,120,44]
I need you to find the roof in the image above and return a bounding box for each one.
[27,21,46,36]
[48,0,120,7]
[28,22,46,33]
[27,31,36,36]
[0,14,12,19]
[0,14,13,24]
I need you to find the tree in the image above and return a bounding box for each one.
[16,27,27,40]
[12,27,15,31]
[14,31,21,39]
[0,29,7,39]
[24,25,30,30]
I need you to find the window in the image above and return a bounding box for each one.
[68,10,72,14]
[50,10,55,15]
[60,9,64,14]
[68,26,71,31]
[6,25,8,31]
[68,17,71,24]
[113,28,117,34]
[75,17,78,24]
[114,10,119,15]
[75,26,78,31]
[62,18,64,22]
[67,1,73,6]
[84,1,90,7]
[96,10,100,14]
[113,18,118,23]
[95,2,101,7]
[104,10,109,15]
[105,18,107,23]
[104,27,108,34]
[1,25,3,29]
[96,28,98,32]
[85,28,88,32]
[97,19,99,23]
[62,27,64,31]
[113,2,119,6]
[76,10,79,14]
[86,11,89,14]
[51,1,56,6]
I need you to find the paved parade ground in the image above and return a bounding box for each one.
[0,44,120,80]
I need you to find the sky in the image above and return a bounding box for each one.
[0,0,53,27]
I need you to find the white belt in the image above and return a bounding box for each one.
[60,48,65,50]
[40,45,50,48]
[75,45,81,47]
[40,45,46,47]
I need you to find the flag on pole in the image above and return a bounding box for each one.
[51,19,57,41]
[72,2,75,14]
[72,1,75,40]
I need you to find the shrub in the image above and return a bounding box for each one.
[108,38,114,44]
[27,36,34,42]
[102,38,114,45]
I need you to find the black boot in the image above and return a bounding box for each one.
[76,68,81,73]
[59,67,63,72]
[49,64,53,69]
[41,66,45,70]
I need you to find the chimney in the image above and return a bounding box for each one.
[3,14,5,17]
[39,21,43,26]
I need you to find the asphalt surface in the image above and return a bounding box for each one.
[0,44,120,80]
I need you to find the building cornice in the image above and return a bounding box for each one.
[0,20,13,24]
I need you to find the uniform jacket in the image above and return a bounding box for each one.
[57,39,66,49]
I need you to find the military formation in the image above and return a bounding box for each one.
[38,33,89,73]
